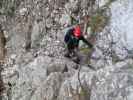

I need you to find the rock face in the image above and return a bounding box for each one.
[0,0,133,100]
[0,26,6,63]
[110,0,133,50]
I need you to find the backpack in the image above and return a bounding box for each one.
[64,33,70,43]
[64,27,74,43]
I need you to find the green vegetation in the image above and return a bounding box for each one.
[127,63,133,69]
[79,88,91,100]
[89,0,117,33]
[80,47,91,54]
[80,88,88,96]
[89,12,109,33]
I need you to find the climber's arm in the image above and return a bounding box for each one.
[80,36,93,48]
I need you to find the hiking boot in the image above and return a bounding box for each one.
[72,56,80,64]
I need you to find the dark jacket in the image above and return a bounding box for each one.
[64,28,93,49]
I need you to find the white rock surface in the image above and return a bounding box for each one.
[1,0,133,100]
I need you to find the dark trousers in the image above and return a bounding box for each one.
[65,44,80,64]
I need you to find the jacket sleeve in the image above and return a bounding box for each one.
[80,36,93,48]
[64,28,74,43]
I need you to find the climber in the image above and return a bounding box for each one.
[64,24,93,63]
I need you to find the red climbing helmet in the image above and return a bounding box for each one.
[73,25,81,38]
